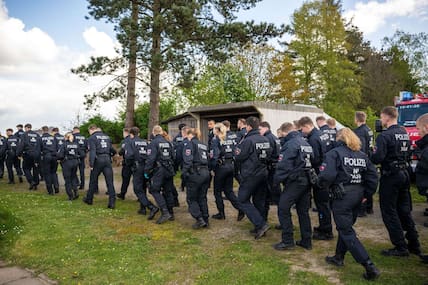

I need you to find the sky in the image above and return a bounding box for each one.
[0,0,427,133]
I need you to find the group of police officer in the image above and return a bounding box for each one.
[2,105,428,280]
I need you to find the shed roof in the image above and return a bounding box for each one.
[163,101,323,123]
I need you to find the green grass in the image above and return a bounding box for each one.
[0,178,427,284]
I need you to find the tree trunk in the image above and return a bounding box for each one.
[124,0,138,128]
[148,0,161,138]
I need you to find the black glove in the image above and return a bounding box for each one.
[329,183,345,200]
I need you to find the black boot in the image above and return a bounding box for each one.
[192,217,207,229]
[156,209,172,224]
[168,208,175,221]
[138,207,147,215]
[117,193,125,200]
[237,210,245,221]
[147,205,159,220]
[381,247,409,257]
[363,261,380,280]
[19,176,23,183]
[212,212,225,220]
[73,189,79,200]
[325,255,344,267]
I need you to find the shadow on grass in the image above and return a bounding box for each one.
[0,207,23,257]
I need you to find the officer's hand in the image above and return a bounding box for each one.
[362,198,367,204]
[90,167,93,171]
[144,173,150,180]
[418,187,428,197]
[210,170,215,177]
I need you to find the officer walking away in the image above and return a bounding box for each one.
[144,125,175,224]
[17,123,41,190]
[40,126,58,195]
[162,130,180,209]
[72,127,88,189]
[316,116,334,152]
[83,125,117,209]
[273,122,314,251]
[415,114,428,263]
[14,124,25,181]
[52,127,64,193]
[353,111,374,217]
[117,128,133,200]
[173,123,186,192]
[5,129,24,184]
[234,116,271,239]
[0,132,6,179]
[326,118,338,147]
[209,122,243,221]
[129,127,159,218]
[371,106,422,256]
[259,121,281,220]
[182,128,211,228]
[319,128,380,280]
[299,116,333,240]
[58,133,81,200]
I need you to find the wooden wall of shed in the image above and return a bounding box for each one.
[167,116,197,139]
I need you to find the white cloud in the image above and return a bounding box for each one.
[83,26,118,58]
[345,0,428,35]
[0,1,119,133]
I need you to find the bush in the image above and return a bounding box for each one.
[79,115,124,144]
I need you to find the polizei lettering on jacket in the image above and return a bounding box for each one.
[343,157,366,167]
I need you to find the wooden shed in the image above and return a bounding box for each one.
[163,101,327,143]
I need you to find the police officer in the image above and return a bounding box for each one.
[144,125,175,224]
[0,132,6,179]
[327,118,338,146]
[17,123,41,190]
[129,127,160,218]
[15,124,25,138]
[58,133,81,200]
[182,128,210,229]
[14,124,25,181]
[207,120,215,152]
[52,128,64,193]
[5,129,23,184]
[234,116,272,239]
[209,122,243,221]
[371,106,421,256]
[299,116,333,240]
[316,116,334,152]
[415,114,428,263]
[236,118,247,143]
[319,128,380,280]
[173,123,186,192]
[273,122,314,251]
[259,121,281,220]
[354,111,374,217]
[117,128,133,200]
[40,126,58,195]
[72,127,88,189]
[83,125,117,209]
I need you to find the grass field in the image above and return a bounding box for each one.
[0,170,427,285]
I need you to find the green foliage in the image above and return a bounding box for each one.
[383,30,428,88]
[79,115,123,144]
[182,63,256,106]
[122,99,176,139]
[289,0,361,124]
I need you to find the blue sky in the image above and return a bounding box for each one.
[0,0,427,132]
